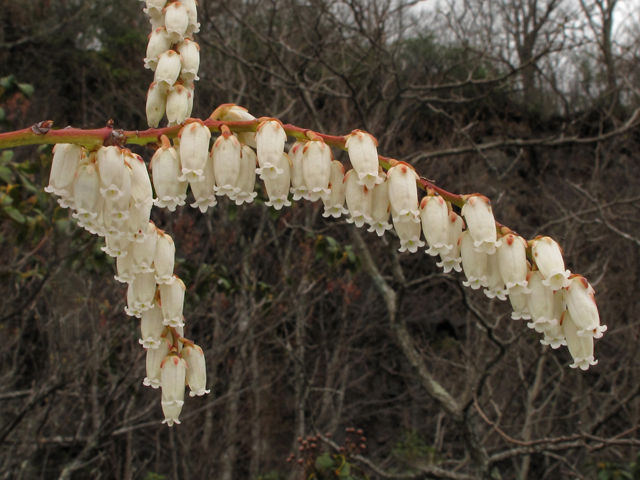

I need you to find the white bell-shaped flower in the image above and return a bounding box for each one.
[420,195,452,257]
[145,27,172,71]
[387,162,420,224]
[81,196,105,235]
[160,277,186,327]
[125,151,154,209]
[497,233,530,294]
[289,141,310,201]
[344,169,372,228]
[213,129,242,198]
[255,119,287,180]
[530,236,571,290]
[264,153,292,210]
[212,104,257,147]
[461,194,501,254]
[143,337,170,389]
[149,10,165,31]
[322,160,348,218]
[72,163,102,223]
[301,137,332,201]
[166,84,191,126]
[155,230,176,285]
[131,222,158,273]
[563,310,598,370]
[104,162,132,224]
[367,177,393,236]
[102,235,130,258]
[178,120,211,183]
[125,272,157,318]
[146,82,167,128]
[183,344,210,397]
[164,2,189,43]
[97,146,126,200]
[128,199,153,242]
[161,354,187,426]
[139,303,166,349]
[234,145,258,205]
[526,271,558,332]
[143,0,166,17]
[540,292,568,349]
[483,253,508,300]
[437,212,464,273]
[190,150,217,212]
[393,216,425,253]
[185,83,194,119]
[509,291,531,320]
[563,275,607,338]
[181,0,200,35]
[101,201,124,238]
[46,143,84,200]
[460,230,489,289]
[155,50,182,91]
[345,130,383,190]
[177,39,200,83]
[115,254,136,284]
[151,139,188,211]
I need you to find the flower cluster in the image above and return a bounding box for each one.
[141,0,200,127]
[45,143,209,426]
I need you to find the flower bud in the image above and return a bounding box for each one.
[460,230,488,289]
[563,275,606,338]
[146,82,167,128]
[151,142,188,211]
[302,138,332,201]
[344,169,372,228]
[178,121,211,183]
[166,84,191,126]
[563,310,598,370]
[526,271,558,332]
[181,0,200,35]
[177,39,200,83]
[161,354,187,426]
[143,337,170,389]
[155,50,182,90]
[367,177,393,236]
[216,105,256,147]
[387,163,420,224]
[125,151,154,209]
[393,216,425,253]
[420,195,452,257]
[46,144,84,200]
[164,2,189,43]
[483,253,507,300]
[213,130,242,198]
[264,153,292,210]
[155,230,176,284]
[461,194,501,254]
[96,146,126,201]
[509,291,531,320]
[115,253,136,284]
[234,145,258,205]
[145,27,172,71]
[289,141,310,201]
[255,119,287,179]
[322,160,348,218]
[437,212,464,273]
[160,277,186,327]
[125,272,157,317]
[72,163,102,223]
[497,233,530,294]
[530,236,571,290]
[345,130,383,190]
[131,222,158,273]
[183,344,210,396]
[190,151,217,212]
[140,303,166,349]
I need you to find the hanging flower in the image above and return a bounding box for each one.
[233,145,259,205]
[255,119,287,180]
[420,195,453,257]
[461,194,501,254]
[344,169,372,228]
[177,39,200,83]
[526,271,558,333]
[159,277,186,328]
[483,253,508,300]
[213,127,243,198]
[530,236,571,290]
[143,337,171,389]
[164,2,189,43]
[139,303,166,349]
[460,230,488,289]
[46,143,84,201]
[289,141,311,201]
[344,129,384,190]
[322,160,349,218]
[155,229,176,285]
[301,136,332,202]
[151,137,188,211]
[367,176,393,236]
[264,153,292,210]
[563,311,598,370]
[393,217,425,253]
[145,27,172,71]
[387,162,420,224]
[178,120,211,183]
[183,344,210,397]
[161,353,187,426]
[563,275,606,338]
[497,233,530,294]
[437,212,464,273]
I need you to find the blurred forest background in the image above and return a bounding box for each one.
[1,0,640,479]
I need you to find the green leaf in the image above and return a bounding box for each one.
[0,75,16,89]
[314,454,336,470]
[0,166,12,183]
[336,462,351,477]
[17,83,34,98]
[4,205,25,223]
[0,150,14,165]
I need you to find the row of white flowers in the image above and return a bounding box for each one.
[142,0,201,127]
[45,143,209,426]
[44,106,605,425]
